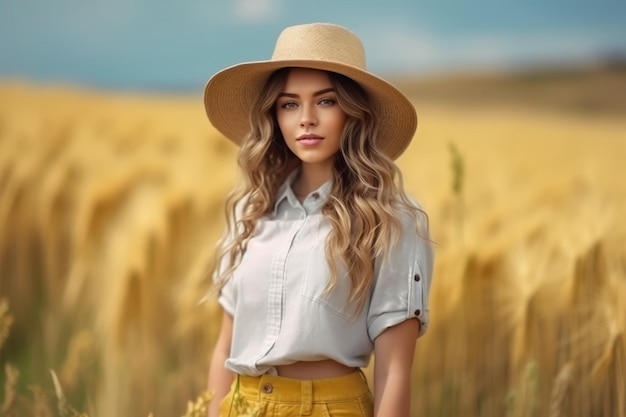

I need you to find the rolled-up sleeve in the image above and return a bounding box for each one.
[367,207,434,341]
[211,228,237,315]
[200,251,237,312]
[213,200,247,316]
[217,269,236,316]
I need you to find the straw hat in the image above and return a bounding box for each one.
[204,22,417,160]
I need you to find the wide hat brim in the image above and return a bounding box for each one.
[204,56,417,161]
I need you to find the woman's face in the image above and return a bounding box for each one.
[275,68,346,172]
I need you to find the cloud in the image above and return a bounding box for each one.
[444,30,613,70]
[233,0,280,23]
[362,23,444,73]
[362,22,616,75]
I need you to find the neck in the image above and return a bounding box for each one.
[294,162,333,196]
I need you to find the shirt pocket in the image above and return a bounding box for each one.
[300,244,358,321]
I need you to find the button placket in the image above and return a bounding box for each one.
[256,214,309,364]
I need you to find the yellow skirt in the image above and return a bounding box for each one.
[219,370,374,417]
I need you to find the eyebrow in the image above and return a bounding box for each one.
[278,87,336,98]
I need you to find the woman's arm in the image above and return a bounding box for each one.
[373,319,420,417]
[207,311,234,417]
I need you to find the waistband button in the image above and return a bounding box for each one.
[262,383,273,393]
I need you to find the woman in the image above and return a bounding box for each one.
[203,23,433,417]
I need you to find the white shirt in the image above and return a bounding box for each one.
[216,171,433,376]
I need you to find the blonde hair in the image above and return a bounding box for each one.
[212,68,426,313]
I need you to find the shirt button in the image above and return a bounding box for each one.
[311,192,320,200]
[262,383,273,393]
[414,274,421,282]
[414,309,421,317]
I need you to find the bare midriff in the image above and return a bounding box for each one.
[275,359,357,379]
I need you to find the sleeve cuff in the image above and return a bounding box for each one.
[217,292,235,316]
[368,309,429,342]
[368,311,406,342]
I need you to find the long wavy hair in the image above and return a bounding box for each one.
[212,67,427,313]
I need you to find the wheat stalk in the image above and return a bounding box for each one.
[548,362,573,417]
[2,363,19,415]
[0,298,13,349]
[51,369,89,417]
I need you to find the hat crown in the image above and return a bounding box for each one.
[271,23,367,70]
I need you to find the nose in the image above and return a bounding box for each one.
[299,105,317,127]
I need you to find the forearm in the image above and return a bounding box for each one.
[207,312,234,417]
[374,367,412,417]
[207,348,234,417]
[373,319,420,417]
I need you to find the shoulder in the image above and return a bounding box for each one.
[390,195,430,243]
[378,194,433,277]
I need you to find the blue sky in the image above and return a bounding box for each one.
[1,0,624,91]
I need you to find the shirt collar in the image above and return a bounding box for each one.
[272,169,333,215]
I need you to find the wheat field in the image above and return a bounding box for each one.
[0,76,625,416]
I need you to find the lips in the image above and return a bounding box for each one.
[297,134,323,141]
[297,134,324,146]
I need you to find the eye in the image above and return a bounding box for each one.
[279,101,298,109]
[318,98,337,106]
